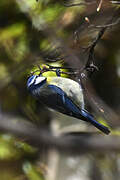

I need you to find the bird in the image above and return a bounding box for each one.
[27,74,110,135]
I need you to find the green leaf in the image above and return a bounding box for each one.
[23,161,45,180]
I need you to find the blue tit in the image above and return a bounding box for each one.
[27,75,110,134]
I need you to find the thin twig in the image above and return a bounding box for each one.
[84,27,106,73]
[63,1,96,7]
[97,0,103,12]
[90,17,120,28]
[110,1,120,4]
[31,64,80,76]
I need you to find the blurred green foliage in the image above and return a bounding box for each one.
[0,134,36,160]
[0,0,120,180]
[23,161,45,180]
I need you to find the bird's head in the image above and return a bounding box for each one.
[27,75,47,91]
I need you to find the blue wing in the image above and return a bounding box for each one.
[48,85,110,135]
[48,85,82,117]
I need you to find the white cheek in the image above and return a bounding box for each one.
[34,77,45,85]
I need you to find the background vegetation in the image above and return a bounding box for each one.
[0,0,120,179]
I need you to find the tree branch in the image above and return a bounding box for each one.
[0,113,120,155]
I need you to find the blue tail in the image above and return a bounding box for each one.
[81,110,110,135]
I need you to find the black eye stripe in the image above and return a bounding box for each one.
[34,76,38,84]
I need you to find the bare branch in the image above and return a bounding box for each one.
[0,113,120,155]
[83,14,120,75]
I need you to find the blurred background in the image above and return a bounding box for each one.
[0,0,120,180]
